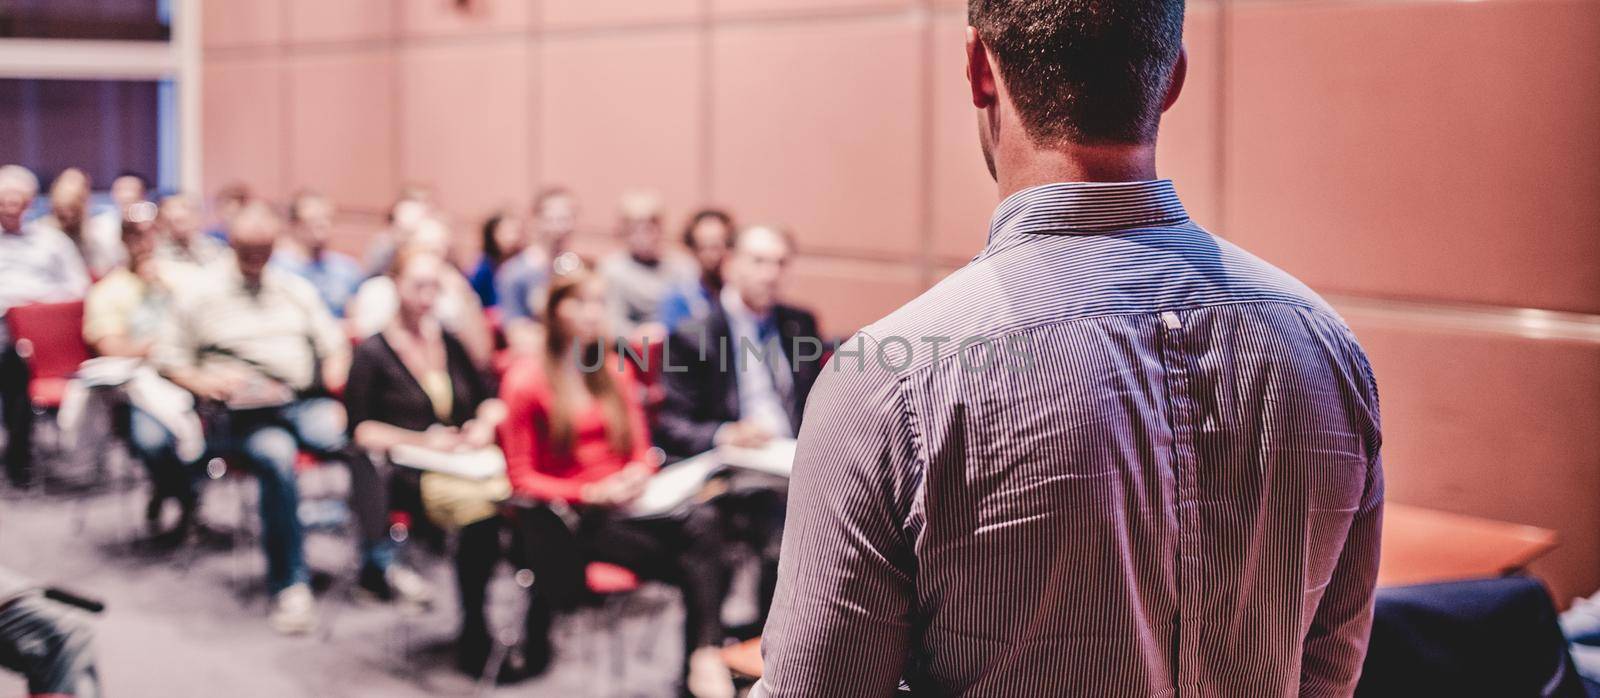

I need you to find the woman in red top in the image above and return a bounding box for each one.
[498,255,734,695]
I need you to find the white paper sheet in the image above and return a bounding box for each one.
[388,444,507,480]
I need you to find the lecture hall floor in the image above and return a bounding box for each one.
[0,457,690,698]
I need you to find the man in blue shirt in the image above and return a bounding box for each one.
[658,207,736,333]
[270,190,363,319]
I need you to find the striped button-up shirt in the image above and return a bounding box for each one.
[755,180,1383,697]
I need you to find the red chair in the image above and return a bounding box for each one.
[5,300,91,409]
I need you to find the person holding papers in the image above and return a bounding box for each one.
[654,224,824,460]
[343,245,505,673]
[497,253,736,697]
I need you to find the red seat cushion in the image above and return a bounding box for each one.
[585,562,640,594]
[5,301,90,384]
[28,377,68,408]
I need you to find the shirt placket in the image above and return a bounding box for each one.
[1158,309,1204,692]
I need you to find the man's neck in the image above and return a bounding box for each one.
[995,141,1159,201]
[722,285,772,322]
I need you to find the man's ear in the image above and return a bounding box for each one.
[1161,46,1187,113]
[966,27,997,110]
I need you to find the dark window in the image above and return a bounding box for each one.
[0,0,170,41]
[0,78,165,191]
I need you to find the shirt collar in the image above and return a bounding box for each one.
[985,179,1190,249]
[721,285,774,334]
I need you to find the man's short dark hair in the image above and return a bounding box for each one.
[681,207,734,249]
[969,0,1185,145]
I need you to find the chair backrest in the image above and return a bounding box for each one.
[5,300,91,381]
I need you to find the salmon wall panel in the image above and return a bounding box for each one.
[287,50,397,212]
[202,0,284,49]
[786,256,925,339]
[539,30,705,237]
[1348,312,1600,603]
[400,0,534,38]
[1226,0,1600,313]
[1156,0,1220,229]
[202,58,284,201]
[712,15,924,258]
[713,0,913,19]
[286,0,394,44]
[929,13,996,263]
[400,41,533,222]
[542,0,702,29]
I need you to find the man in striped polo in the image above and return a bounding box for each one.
[755,1,1383,696]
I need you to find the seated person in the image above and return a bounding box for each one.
[37,168,123,279]
[151,202,423,634]
[498,254,735,696]
[204,181,251,243]
[467,210,526,310]
[496,187,578,352]
[658,208,735,334]
[0,566,99,698]
[362,186,433,279]
[84,207,206,539]
[598,192,698,344]
[270,190,363,319]
[654,225,825,459]
[348,218,493,368]
[0,164,91,488]
[342,247,509,675]
[151,193,232,284]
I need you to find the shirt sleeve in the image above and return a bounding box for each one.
[297,279,350,366]
[150,292,198,375]
[754,335,920,698]
[81,276,128,347]
[342,341,377,434]
[495,263,534,322]
[616,361,657,468]
[59,235,91,298]
[1300,344,1385,696]
[497,362,586,504]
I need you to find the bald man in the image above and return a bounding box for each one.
[36,168,125,278]
[150,202,365,633]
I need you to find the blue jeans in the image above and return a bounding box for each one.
[220,398,348,594]
[128,407,202,511]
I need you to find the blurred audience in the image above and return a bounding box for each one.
[497,187,578,352]
[656,224,823,458]
[349,218,494,368]
[271,190,363,319]
[84,205,210,539]
[467,210,526,310]
[363,187,434,278]
[497,255,735,694]
[0,155,830,694]
[599,191,697,345]
[0,566,100,698]
[150,202,405,634]
[151,193,232,284]
[206,181,251,242]
[0,164,91,487]
[343,247,509,675]
[658,208,735,333]
[38,168,124,278]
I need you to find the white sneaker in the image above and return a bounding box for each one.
[686,646,735,698]
[268,583,318,635]
[386,565,435,608]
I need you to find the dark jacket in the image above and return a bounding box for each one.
[653,301,825,459]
